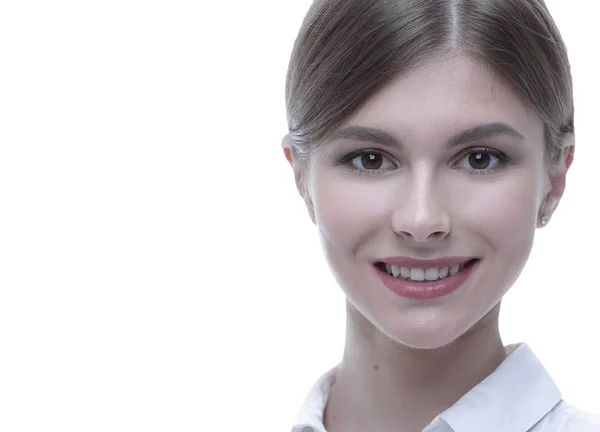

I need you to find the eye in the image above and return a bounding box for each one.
[341,150,396,174]
[454,148,508,174]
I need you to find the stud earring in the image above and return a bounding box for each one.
[541,215,550,226]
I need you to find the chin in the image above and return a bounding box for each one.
[372,297,503,352]
[351,293,489,351]
[378,318,469,351]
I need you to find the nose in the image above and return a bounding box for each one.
[391,175,451,243]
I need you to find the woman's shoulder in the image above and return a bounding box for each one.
[533,400,600,431]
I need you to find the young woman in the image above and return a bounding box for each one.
[281,1,599,431]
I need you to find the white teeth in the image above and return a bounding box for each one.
[425,268,439,281]
[400,266,410,278]
[410,268,425,281]
[439,267,449,278]
[382,261,473,281]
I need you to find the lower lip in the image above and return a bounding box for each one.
[375,261,477,300]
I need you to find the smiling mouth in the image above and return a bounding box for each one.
[375,259,479,282]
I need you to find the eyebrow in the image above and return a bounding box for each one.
[328,122,525,149]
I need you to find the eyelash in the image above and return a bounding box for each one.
[339,149,397,176]
[455,147,510,175]
[339,147,510,175]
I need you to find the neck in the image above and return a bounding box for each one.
[324,301,508,432]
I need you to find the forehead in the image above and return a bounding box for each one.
[345,55,544,143]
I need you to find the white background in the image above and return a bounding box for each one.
[0,1,598,430]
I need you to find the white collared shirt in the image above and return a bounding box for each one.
[291,343,600,432]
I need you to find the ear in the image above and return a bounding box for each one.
[538,134,575,227]
[282,135,316,225]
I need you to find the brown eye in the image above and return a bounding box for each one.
[361,153,384,170]
[455,148,507,174]
[344,150,395,173]
[468,152,491,170]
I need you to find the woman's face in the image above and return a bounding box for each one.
[289,55,566,349]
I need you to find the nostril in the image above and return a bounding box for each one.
[429,230,448,239]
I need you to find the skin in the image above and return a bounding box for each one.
[282,54,574,432]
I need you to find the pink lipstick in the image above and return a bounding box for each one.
[373,257,479,300]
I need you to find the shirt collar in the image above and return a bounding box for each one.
[437,342,562,431]
[292,366,337,432]
[291,343,563,432]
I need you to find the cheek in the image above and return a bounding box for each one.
[311,163,545,259]
[310,170,390,253]
[450,169,541,253]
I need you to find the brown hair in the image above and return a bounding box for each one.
[284,0,573,164]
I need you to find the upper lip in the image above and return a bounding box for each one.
[375,256,477,269]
